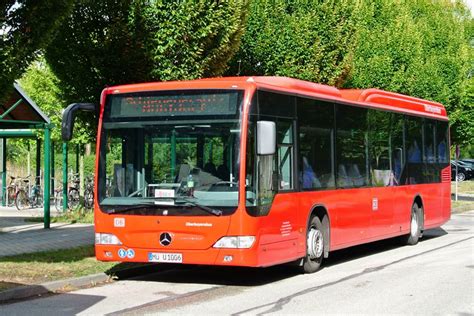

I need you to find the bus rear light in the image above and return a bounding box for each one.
[213,236,255,249]
[95,233,122,245]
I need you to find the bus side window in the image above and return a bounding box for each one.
[276,120,294,190]
[368,110,391,187]
[406,116,423,184]
[335,104,369,188]
[297,97,335,190]
[436,121,449,164]
[391,113,405,185]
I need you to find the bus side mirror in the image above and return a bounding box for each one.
[257,121,276,155]
[61,103,97,141]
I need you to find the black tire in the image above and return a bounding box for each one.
[456,172,465,182]
[33,191,43,208]
[84,189,94,209]
[6,187,16,207]
[401,203,422,245]
[15,189,30,210]
[54,191,64,212]
[300,216,325,273]
[68,188,80,210]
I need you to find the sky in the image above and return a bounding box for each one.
[466,0,474,15]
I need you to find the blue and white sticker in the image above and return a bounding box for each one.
[126,249,135,259]
[118,248,127,258]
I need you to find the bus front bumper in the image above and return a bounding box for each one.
[95,244,259,267]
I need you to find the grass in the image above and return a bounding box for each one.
[25,206,94,224]
[0,245,150,292]
[451,199,474,212]
[0,246,115,291]
[451,180,474,195]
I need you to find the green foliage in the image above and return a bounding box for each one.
[231,0,473,145]
[228,0,360,85]
[45,0,248,103]
[0,0,73,102]
[17,58,63,142]
[347,0,473,146]
[133,1,248,81]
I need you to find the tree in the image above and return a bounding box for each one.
[0,0,73,103]
[346,1,473,146]
[18,57,65,143]
[230,0,473,145]
[227,0,361,86]
[45,0,249,106]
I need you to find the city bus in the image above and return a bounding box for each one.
[62,76,451,273]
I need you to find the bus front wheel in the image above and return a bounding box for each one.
[301,216,325,273]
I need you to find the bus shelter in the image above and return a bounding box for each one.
[0,83,52,228]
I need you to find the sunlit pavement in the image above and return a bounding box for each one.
[0,206,93,257]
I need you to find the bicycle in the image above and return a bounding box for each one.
[6,176,20,207]
[83,175,94,209]
[53,173,80,211]
[15,176,43,210]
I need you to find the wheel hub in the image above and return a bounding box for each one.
[307,228,324,259]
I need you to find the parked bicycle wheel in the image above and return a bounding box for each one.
[54,191,64,212]
[32,189,43,208]
[84,189,94,209]
[15,189,30,210]
[6,186,16,207]
[68,188,80,210]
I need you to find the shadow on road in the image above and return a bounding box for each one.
[325,227,447,268]
[1,291,106,314]
[120,227,448,287]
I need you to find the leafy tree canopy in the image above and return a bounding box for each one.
[0,0,73,103]
[45,0,248,105]
[230,0,473,145]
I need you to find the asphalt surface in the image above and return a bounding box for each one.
[2,211,473,315]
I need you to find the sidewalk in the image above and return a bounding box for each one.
[0,207,94,257]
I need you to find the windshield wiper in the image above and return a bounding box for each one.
[106,202,157,214]
[175,197,223,216]
[105,198,222,216]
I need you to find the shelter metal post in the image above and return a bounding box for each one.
[62,142,68,210]
[51,142,55,195]
[1,138,6,206]
[36,139,41,183]
[43,126,51,229]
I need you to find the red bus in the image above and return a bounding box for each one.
[62,76,451,273]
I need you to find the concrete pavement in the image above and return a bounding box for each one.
[0,207,94,257]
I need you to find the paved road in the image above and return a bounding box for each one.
[2,211,473,315]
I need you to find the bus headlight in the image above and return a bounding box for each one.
[213,236,255,249]
[95,233,122,245]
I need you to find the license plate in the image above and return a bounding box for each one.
[148,252,183,263]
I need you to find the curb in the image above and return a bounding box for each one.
[0,273,111,303]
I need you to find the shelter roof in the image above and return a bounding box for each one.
[0,83,51,129]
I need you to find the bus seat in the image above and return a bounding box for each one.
[348,164,365,186]
[337,164,352,187]
[175,164,191,183]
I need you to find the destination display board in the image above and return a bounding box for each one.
[108,91,240,118]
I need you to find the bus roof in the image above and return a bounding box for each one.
[105,76,448,120]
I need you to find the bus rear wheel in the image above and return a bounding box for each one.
[300,216,325,273]
[401,203,422,245]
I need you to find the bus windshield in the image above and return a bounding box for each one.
[98,90,244,215]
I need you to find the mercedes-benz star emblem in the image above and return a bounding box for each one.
[159,232,172,246]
